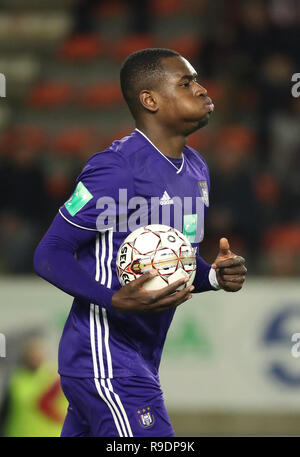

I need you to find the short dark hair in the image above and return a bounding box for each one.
[120,48,180,118]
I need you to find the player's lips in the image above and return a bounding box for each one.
[203,97,214,112]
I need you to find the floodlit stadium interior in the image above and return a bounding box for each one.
[0,0,300,437]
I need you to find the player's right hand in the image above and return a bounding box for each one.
[111,270,194,314]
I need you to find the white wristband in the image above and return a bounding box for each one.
[209,267,221,290]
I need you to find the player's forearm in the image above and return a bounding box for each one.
[192,253,219,292]
[34,242,114,309]
[33,215,114,310]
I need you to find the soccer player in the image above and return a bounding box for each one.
[34,48,247,437]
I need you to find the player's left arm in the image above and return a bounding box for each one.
[211,237,247,292]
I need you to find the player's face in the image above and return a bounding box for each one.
[156,56,214,135]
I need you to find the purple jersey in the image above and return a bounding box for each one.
[57,129,211,381]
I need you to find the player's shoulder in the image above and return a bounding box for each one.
[81,130,146,175]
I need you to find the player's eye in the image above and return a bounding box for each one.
[181,77,199,88]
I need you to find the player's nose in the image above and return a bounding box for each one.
[194,82,207,97]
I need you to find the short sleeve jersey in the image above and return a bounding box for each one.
[58,129,211,382]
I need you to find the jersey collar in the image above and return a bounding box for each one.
[135,128,185,175]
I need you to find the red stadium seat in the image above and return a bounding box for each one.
[262,223,300,277]
[263,224,300,251]
[113,34,156,62]
[58,34,104,62]
[0,130,17,157]
[151,0,184,16]
[80,81,123,108]
[54,127,97,156]
[263,224,300,275]
[27,81,74,108]
[0,125,47,155]
[216,125,255,152]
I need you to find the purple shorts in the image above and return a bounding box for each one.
[60,375,175,437]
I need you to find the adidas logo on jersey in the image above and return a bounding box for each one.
[159,191,174,205]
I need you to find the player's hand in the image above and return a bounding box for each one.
[111,271,194,313]
[211,238,247,292]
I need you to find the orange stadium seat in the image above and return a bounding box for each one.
[80,81,123,108]
[27,81,74,108]
[58,34,104,61]
[113,34,156,62]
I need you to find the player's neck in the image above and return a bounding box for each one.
[135,123,186,159]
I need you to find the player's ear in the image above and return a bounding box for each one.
[139,90,158,113]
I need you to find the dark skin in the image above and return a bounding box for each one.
[112,55,246,313]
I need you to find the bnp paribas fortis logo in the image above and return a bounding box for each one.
[0,73,6,98]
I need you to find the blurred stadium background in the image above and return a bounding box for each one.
[0,0,300,436]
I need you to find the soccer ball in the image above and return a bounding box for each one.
[116,224,197,291]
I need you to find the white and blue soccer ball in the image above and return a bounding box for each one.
[116,224,196,291]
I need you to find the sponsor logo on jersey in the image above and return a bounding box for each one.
[183,214,198,243]
[65,181,93,216]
